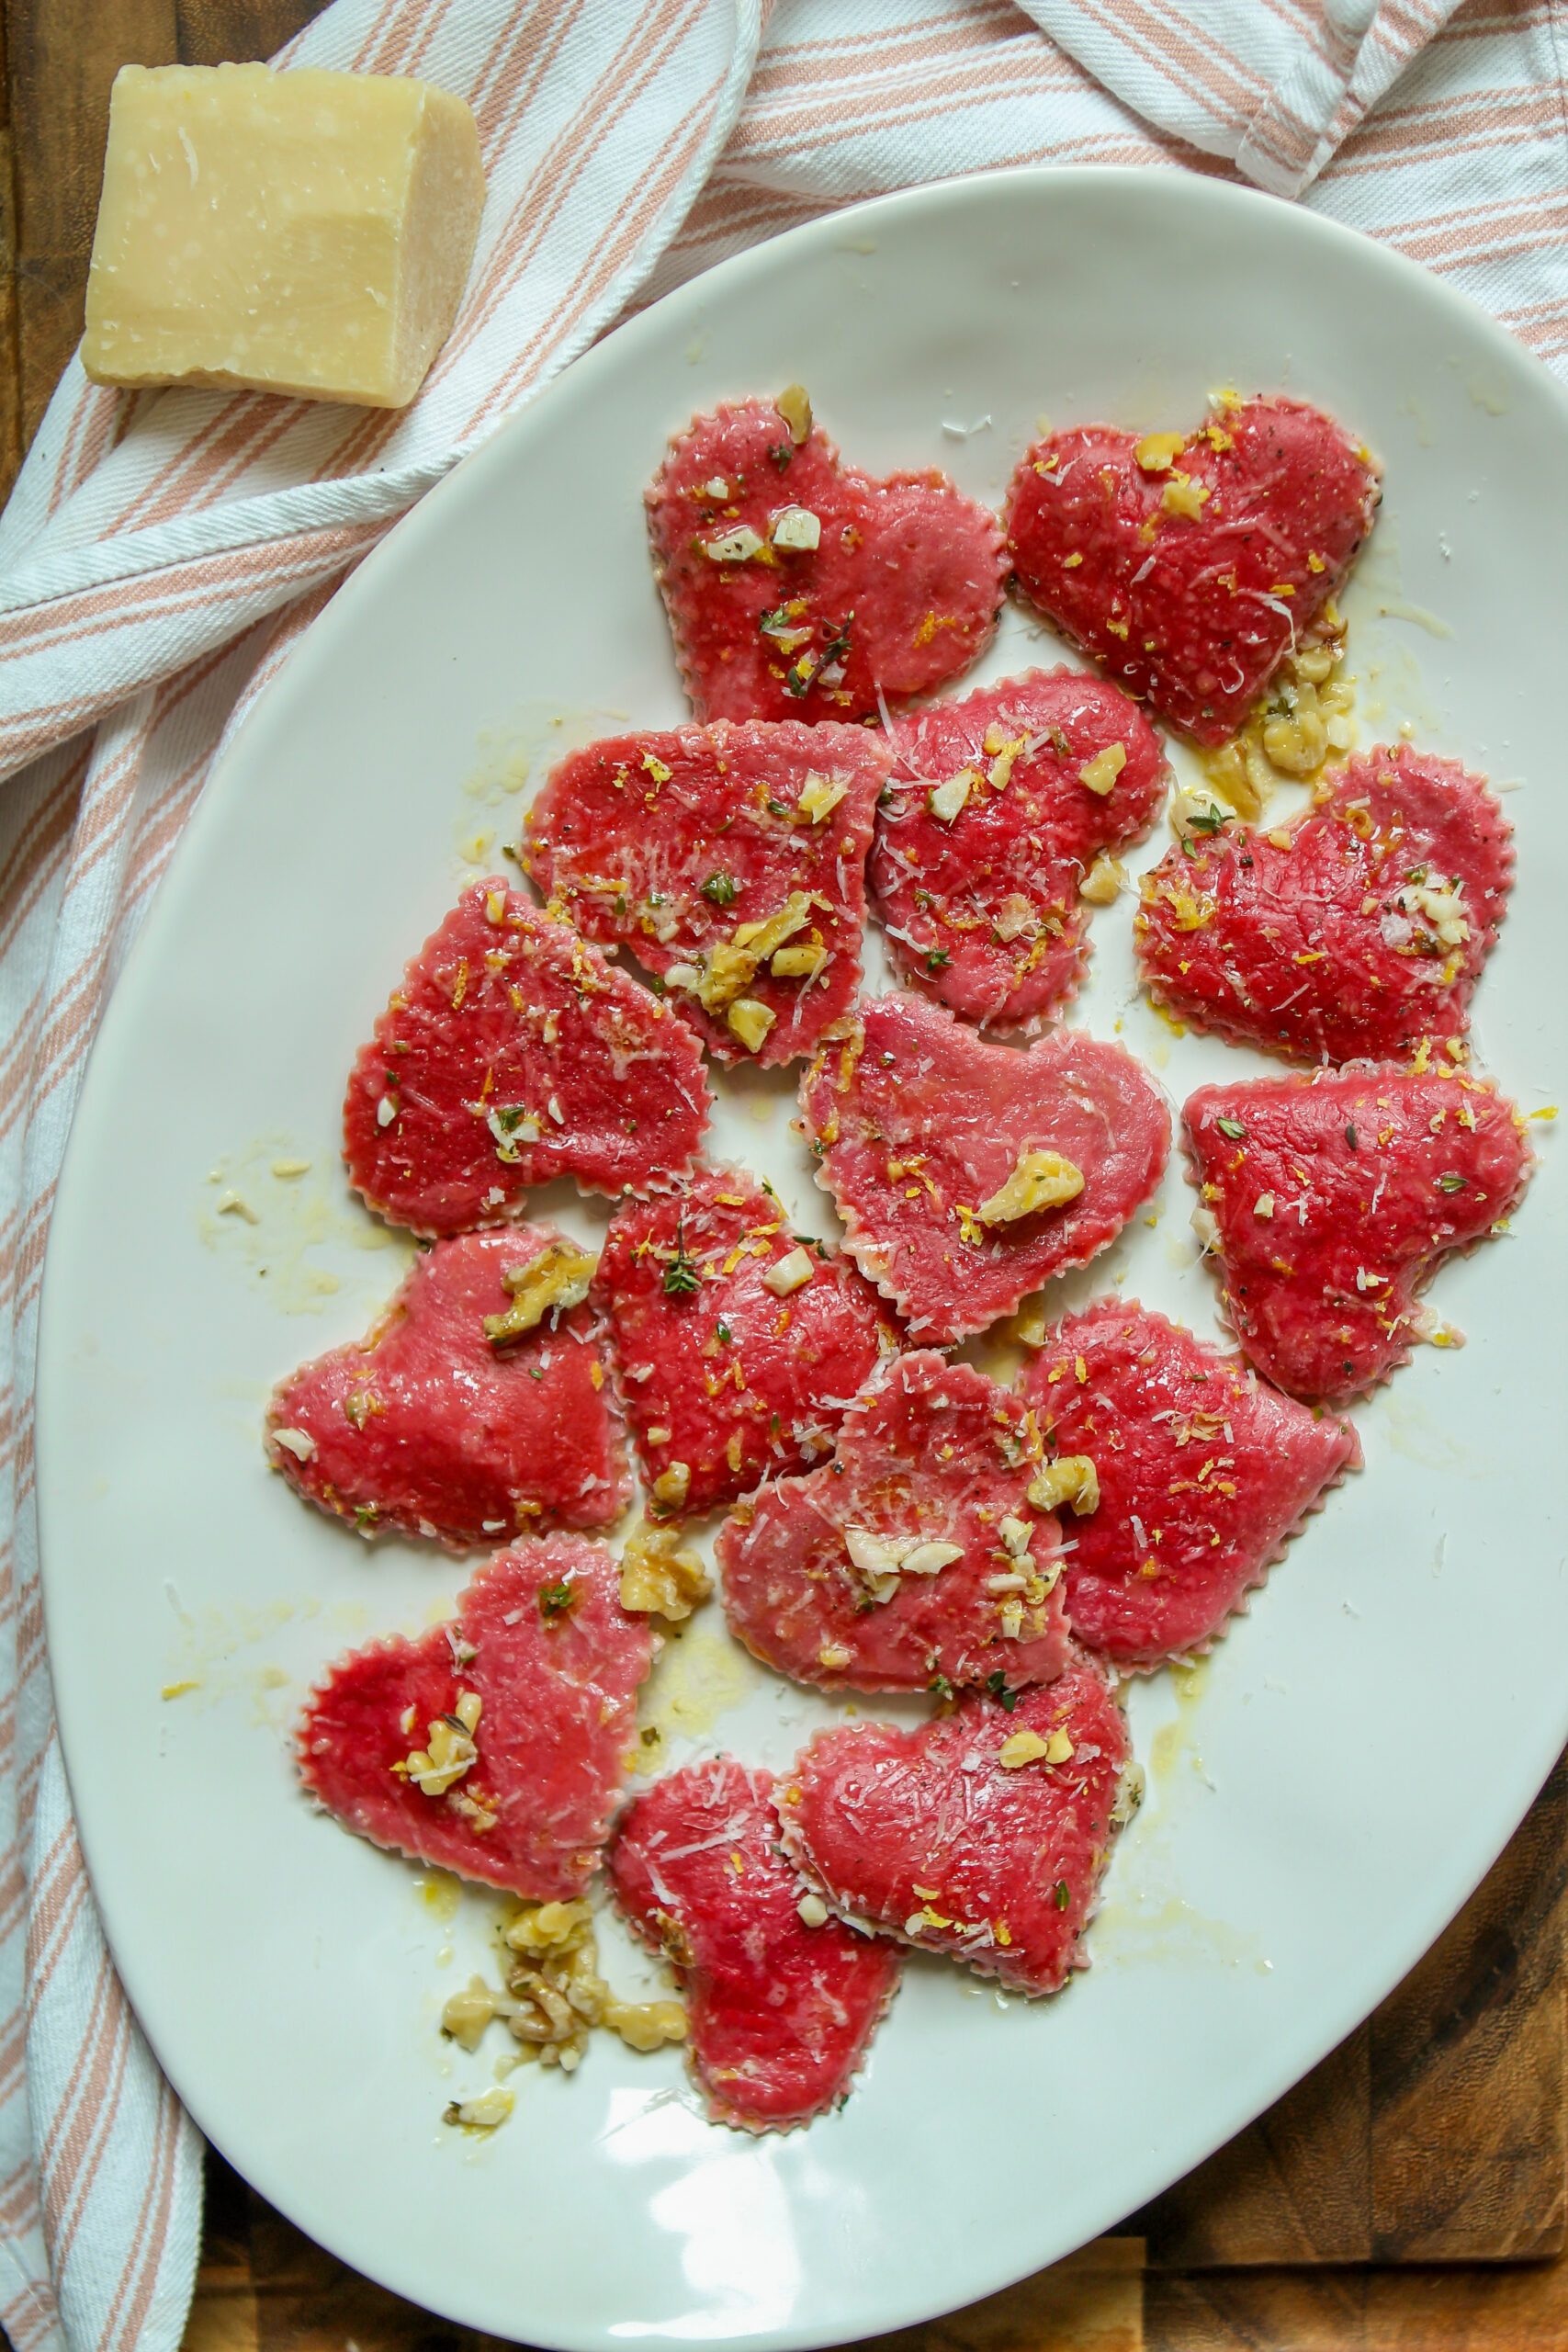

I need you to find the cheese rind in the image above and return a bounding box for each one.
[84,63,485,409]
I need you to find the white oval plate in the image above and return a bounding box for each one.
[38,168,1568,2349]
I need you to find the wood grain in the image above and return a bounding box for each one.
[0,2,22,494]
[0,0,320,493]
[852,2239,1146,2352]
[1139,2023,1374,2267]
[175,3,317,67]
[5,0,176,452]
[1145,2259,1568,2352]
[1138,1758,1568,2271]
[1371,1753,1568,2264]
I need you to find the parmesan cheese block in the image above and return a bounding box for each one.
[84,62,485,409]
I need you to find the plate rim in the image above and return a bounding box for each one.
[36,159,1568,2348]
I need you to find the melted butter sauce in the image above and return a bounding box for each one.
[636,1621,766,1759]
[1371,594,1454,641]
[1095,1657,1268,1973]
[160,1588,369,1713]
[1341,515,1447,743]
[1148,1656,1211,1786]
[1368,1390,1489,1477]
[416,1871,466,1924]
[197,1134,412,1317]
[453,702,633,884]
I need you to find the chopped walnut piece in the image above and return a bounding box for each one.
[441,1976,499,2052]
[1198,605,1353,820]
[483,1239,597,1345]
[619,1521,712,1622]
[1027,1454,1100,1516]
[1079,854,1126,905]
[727,997,776,1053]
[436,1897,689,2083]
[392,1690,481,1796]
[651,1460,692,1513]
[776,383,812,444]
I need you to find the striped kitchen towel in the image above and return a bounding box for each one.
[4,3,1564,2348]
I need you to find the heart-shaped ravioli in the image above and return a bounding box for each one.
[1006,395,1381,744]
[297,1541,652,1898]
[873,668,1168,1028]
[647,391,1006,725]
[596,1165,895,1519]
[609,1758,900,2132]
[343,882,709,1234]
[719,1351,1071,1693]
[1022,1302,1360,1669]
[1136,746,1512,1064]
[525,719,887,1064]
[1185,1064,1531,1404]
[799,993,1170,1343]
[266,1230,628,1547]
[775,1658,1134,1996]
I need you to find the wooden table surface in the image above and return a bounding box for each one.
[8,6,1568,2347]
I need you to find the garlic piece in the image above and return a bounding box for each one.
[796,772,847,824]
[705,525,765,563]
[1161,473,1211,520]
[1078,743,1127,797]
[843,1527,962,1600]
[1190,1204,1221,1254]
[928,771,974,825]
[763,1246,814,1297]
[771,505,821,553]
[1134,432,1185,473]
[844,1527,904,1582]
[444,2086,513,2131]
[898,1540,964,1576]
[978,1149,1085,1226]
